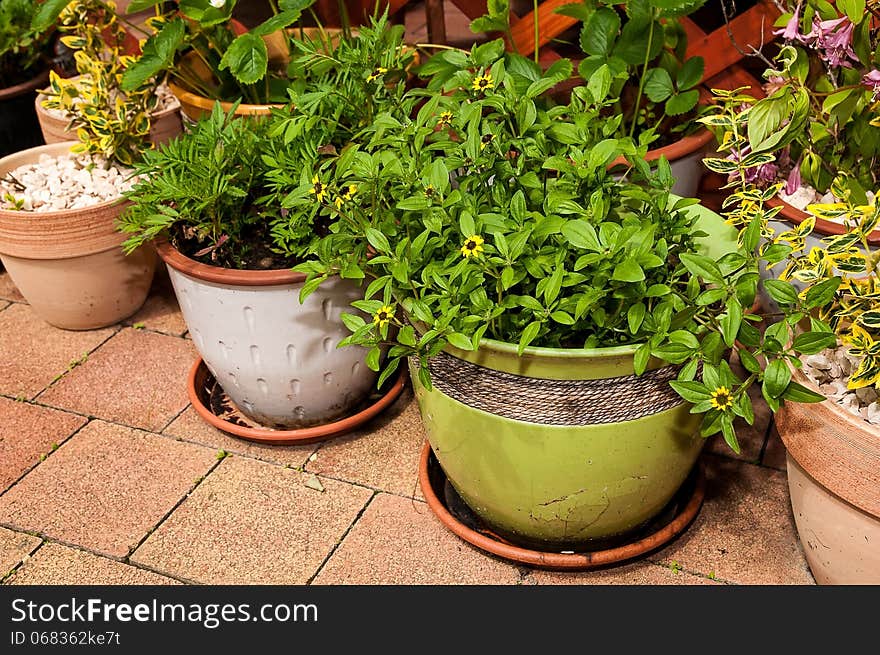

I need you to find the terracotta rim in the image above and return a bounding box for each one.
[187,357,407,445]
[418,443,705,570]
[609,126,715,169]
[0,69,49,100]
[155,240,306,286]
[767,195,880,245]
[167,79,280,117]
[35,90,182,122]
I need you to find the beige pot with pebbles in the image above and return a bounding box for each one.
[775,347,880,584]
[0,142,155,330]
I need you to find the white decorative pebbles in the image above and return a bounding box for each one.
[0,152,133,212]
[802,345,880,424]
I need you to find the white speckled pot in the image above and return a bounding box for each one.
[157,242,377,428]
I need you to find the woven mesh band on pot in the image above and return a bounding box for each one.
[421,352,684,425]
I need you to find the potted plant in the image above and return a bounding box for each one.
[32,0,182,148]
[293,41,838,549]
[707,0,880,246]
[460,0,715,197]
[118,0,326,121]
[0,1,164,330]
[0,0,54,157]
[117,16,413,432]
[707,87,880,584]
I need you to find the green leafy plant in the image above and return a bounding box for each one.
[0,0,52,87]
[119,15,414,269]
[33,0,163,165]
[712,0,880,201]
[557,0,709,144]
[290,42,837,452]
[119,0,321,104]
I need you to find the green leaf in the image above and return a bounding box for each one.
[634,342,652,375]
[121,18,186,91]
[398,325,417,347]
[611,260,645,282]
[679,253,723,283]
[518,321,542,355]
[471,39,506,67]
[721,416,741,454]
[763,279,799,306]
[764,359,791,399]
[665,90,700,116]
[561,220,601,251]
[676,56,704,90]
[447,332,476,351]
[738,349,761,374]
[792,332,838,355]
[550,311,576,325]
[783,381,825,403]
[219,33,269,85]
[365,346,382,372]
[669,380,712,404]
[377,357,402,389]
[31,0,70,31]
[628,302,646,334]
[838,0,866,22]
[653,342,696,364]
[644,68,674,103]
[581,8,620,57]
[719,299,743,347]
[251,9,303,36]
[804,277,841,309]
[365,228,391,253]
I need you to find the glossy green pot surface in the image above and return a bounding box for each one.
[411,345,704,545]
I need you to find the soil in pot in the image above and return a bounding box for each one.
[0,142,155,329]
[0,69,49,158]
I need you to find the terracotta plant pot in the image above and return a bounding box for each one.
[0,142,156,329]
[609,127,715,198]
[156,241,379,428]
[0,69,49,158]
[35,90,183,148]
[775,366,880,584]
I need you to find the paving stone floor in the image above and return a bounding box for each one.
[0,267,814,586]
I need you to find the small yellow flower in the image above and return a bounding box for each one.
[366,67,388,83]
[480,133,495,150]
[460,234,485,258]
[373,305,394,328]
[472,73,493,93]
[437,111,453,127]
[424,184,435,198]
[309,175,327,202]
[334,183,357,208]
[710,386,734,411]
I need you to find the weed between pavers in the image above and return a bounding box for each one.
[50,351,89,384]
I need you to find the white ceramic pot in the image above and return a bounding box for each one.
[157,242,378,428]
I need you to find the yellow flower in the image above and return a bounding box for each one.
[366,67,388,83]
[710,386,734,411]
[437,111,453,127]
[373,305,395,328]
[309,175,327,202]
[334,183,357,208]
[460,234,485,258]
[480,133,495,150]
[472,73,493,93]
[424,184,435,198]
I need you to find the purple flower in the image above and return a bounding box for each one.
[862,69,880,99]
[811,15,858,68]
[785,163,802,195]
[774,4,811,43]
[726,147,779,186]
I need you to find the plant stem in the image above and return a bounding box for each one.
[629,11,656,140]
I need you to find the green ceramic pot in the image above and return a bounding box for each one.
[412,202,736,547]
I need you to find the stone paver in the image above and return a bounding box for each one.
[0,421,216,557]
[0,304,115,399]
[8,543,179,585]
[0,271,25,302]
[307,391,425,498]
[0,527,40,577]
[652,456,814,585]
[163,407,316,469]
[38,328,195,431]
[529,561,720,585]
[0,397,86,493]
[132,456,373,584]
[313,494,522,585]
[123,271,187,336]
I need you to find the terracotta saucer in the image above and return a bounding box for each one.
[418,443,705,570]
[187,357,407,445]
